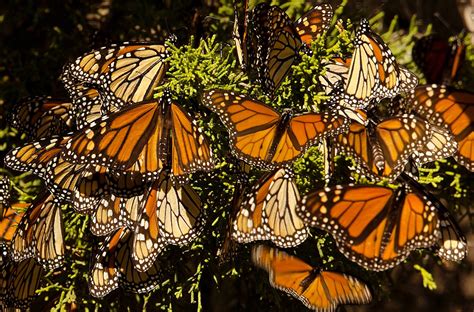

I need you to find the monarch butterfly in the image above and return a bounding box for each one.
[412,34,465,84]
[0,258,43,310]
[0,177,10,219]
[344,19,418,108]
[61,42,169,110]
[335,114,441,182]
[251,245,372,311]
[202,90,349,169]
[408,84,474,171]
[232,168,308,248]
[249,3,333,94]
[297,179,467,271]
[11,193,65,270]
[8,96,74,139]
[132,171,203,272]
[63,95,213,183]
[4,135,71,180]
[89,227,161,298]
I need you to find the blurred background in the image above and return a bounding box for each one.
[0,0,472,311]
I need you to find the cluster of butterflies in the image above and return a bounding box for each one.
[0,1,472,311]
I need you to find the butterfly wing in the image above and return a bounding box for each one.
[62,43,168,110]
[318,57,351,94]
[294,4,333,45]
[251,4,301,94]
[345,19,417,108]
[412,125,457,165]
[69,84,105,130]
[1,258,43,310]
[4,136,70,180]
[103,44,169,109]
[8,96,73,139]
[89,227,123,298]
[336,115,432,181]
[89,227,161,298]
[0,205,26,265]
[46,156,107,214]
[170,103,213,181]
[0,177,10,219]
[375,114,432,179]
[63,99,169,177]
[413,35,465,84]
[202,90,281,167]
[251,245,371,311]
[404,175,468,262]
[11,194,64,270]
[436,208,467,262]
[115,228,161,294]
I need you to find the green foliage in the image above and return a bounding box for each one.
[156,36,248,99]
[414,264,437,290]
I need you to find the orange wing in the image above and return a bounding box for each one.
[344,19,417,108]
[63,99,168,177]
[252,245,372,311]
[0,205,26,262]
[202,90,280,167]
[46,155,107,214]
[4,136,70,180]
[170,103,213,181]
[8,96,73,139]
[294,4,333,45]
[297,184,440,271]
[271,112,349,164]
[1,258,43,310]
[62,43,168,110]
[411,84,474,171]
